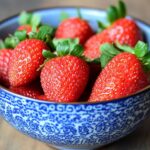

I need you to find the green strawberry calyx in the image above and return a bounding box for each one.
[43,38,101,66]
[116,41,150,72]
[97,0,126,31]
[0,40,6,49]
[100,41,150,72]
[40,38,85,71]
[29,25,56,47]
[100,43,121,68]
[19,11,41,28]
[42,38,83,59]
[0,25,55,49]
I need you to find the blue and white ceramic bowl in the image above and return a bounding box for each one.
[0,8,150,150]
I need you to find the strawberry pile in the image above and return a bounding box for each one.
[0,1,150,103]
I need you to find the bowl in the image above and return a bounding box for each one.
[0,7,150,150]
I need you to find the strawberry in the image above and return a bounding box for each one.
[84,30,112,59]
[8,39,48,87]
[105,1,143,47]
[0,49,13,86]
[84,1,142,59]
[10,84,42,99]
[55,17,93,45]
[89,41,150,102]
[41,55,89,102]
[41,39,89,102]
[37,95,49,101]
[107,18,143,47]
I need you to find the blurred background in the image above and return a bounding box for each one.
[0,0,150,150]
[0,0,150,24]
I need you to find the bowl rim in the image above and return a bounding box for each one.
[0,6,150,105]
[1,85,150,105]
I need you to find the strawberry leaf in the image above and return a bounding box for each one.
[4,36,20,48]
[141,53,150,72]
[85,57,101,64]
[53,38,83,57]
[42,50,56,58]
[100,43,120,56]
[70,44,83,57]
[118,0,126,18]
[97,21,108,32]
[19,11,41,28]
[28,31,37,39]
[100,53,113,68]
[14,30,27,41]
[30,14,41,28]
[134,41,148,58]
[53,38,79,48]
[107,6,119,24]
[19,11,32,25]
[60,11,70,22]
[36,25,55,44]
[37,25,52,39]
[100,43,120,68]
[32,26,37,33]
[0,40,5,49]
[116,41,150,72]
[56,40,70,56]
[115,42,135,54]
[106,1,127,25]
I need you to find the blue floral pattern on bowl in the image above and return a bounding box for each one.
[1,88,150,150]
[0,8,150,150]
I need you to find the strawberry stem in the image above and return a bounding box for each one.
[77,8,82,19]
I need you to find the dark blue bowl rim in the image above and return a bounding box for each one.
[0,6,150,105]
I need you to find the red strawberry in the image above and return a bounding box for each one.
[10,85,42,99]
[84,1,142,60]
[17,25,32,34]
[8,39,47,87]
[107,18,143,47]
[55,18,93,45]
[89,52,148,102]
[0,49,13,86]
[84,30,112,59]
[37,95,49,101]
[41,55,89,102]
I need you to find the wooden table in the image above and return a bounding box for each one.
[0,0,150,150]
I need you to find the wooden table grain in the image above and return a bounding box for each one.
[0,0,150,150]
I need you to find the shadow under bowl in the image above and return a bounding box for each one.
[0,7,150,150]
